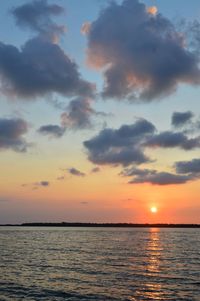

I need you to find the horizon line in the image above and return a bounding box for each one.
[1,222,200,228]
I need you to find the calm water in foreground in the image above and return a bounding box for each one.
[0,227,200,301]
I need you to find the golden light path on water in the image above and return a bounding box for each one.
[144,228,163,300]
[131,228,164,300]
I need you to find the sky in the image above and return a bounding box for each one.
[1,0,200,224]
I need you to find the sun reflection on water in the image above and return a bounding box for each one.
[144,228,164,300]
[134,228,165,300]
[147,228,161,273]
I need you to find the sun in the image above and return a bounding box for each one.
[150,206,158,213]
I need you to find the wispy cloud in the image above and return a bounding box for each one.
[81,22,91,35]
[121,167,193,185]
[22,180,50,190]
[67,167,86,177]
[38,124,65,138]
[61,97,97,130]
[91,167,101,173]
[12,0,66,42]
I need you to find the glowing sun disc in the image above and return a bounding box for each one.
[151,206,157,213]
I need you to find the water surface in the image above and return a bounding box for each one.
[0,227,200,300]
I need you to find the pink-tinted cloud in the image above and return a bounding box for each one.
[81,22,91,35]
[147,6,158,16]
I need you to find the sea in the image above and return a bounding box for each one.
[0,227,200,301]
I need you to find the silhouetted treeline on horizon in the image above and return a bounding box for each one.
[1,222,200,228]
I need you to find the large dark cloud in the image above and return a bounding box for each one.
[0,37,93,98]
[121,167,193,185]
[84,116,200,167]
[145,131,200,150]
[175,158,200,174]
[171,111,194,128]
[0,1,94,99]
[84,116,200,184]
[84,117,200,166]
[12,0,65,42]
[0,118,29,152]
[86,0,200,100]
[84,119,155,166]
[38,124,65,138]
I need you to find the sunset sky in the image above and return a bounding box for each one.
[1,0,200,224]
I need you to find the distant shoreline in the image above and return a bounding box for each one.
[0,222,200,228]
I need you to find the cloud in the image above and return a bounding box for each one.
[38,181,49,186]
[67,167,86,177]
[57,176,65,181]
[81,22,91,35]
[61,97,97,130]
[84,119,155,166]
[23,180,50,189]
[38,97,104,137]
[120,166,154,177]
[120,155,200,185]
[85,146,148,166]
[0,1,94,100]
[91,167,101,173]
[84,115,200,170]
[80,201,89,205]
[0,37,93,99]
[12,0,66,42]
[145,131,200,150]
[38,124,65,138]
[175,158,200,174]
[130,171,192,185]
[86,0,200,100]
[84,117,200,185]
[171,111,194,127]
[0,199,9,203]
[147,6,158,16]
[0,118,29,152]
[121,167,193,185]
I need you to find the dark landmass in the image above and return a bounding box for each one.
[0,222,200,228]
